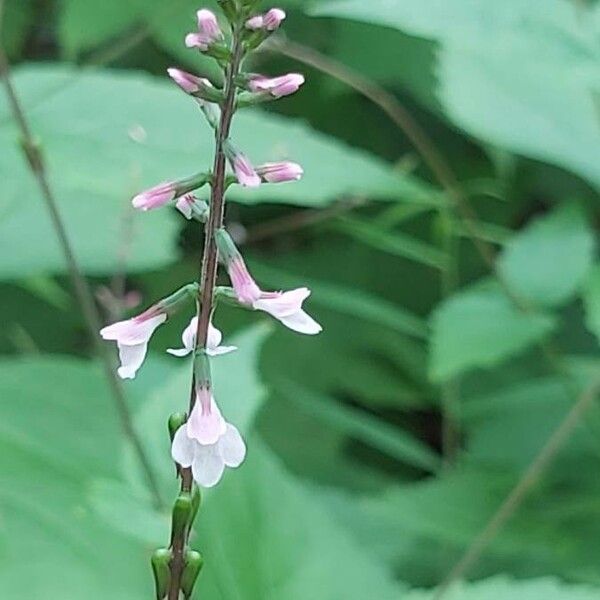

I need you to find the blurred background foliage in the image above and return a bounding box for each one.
[1,0,600,598]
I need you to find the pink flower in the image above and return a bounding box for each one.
[167,317,237,357]
[167,68,202,94]
[245,8,286,31]
[253,288,322,334]
[175,194,194,219]
[256,161,303,183]
[230,152,260,187]
[227,256,261,304]
[248,73,304,98]
[263,8,286,30]
[132,182,177,211]
[100,309,167,378]
[171,400,246,487]
[185,9,223,51]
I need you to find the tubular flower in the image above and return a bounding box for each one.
[171,387,246,487]
[245,8,286,31]
[167,317,237,357]
[167,68,222,102]
[256,161,303,183]
[100,309,167,379]
[248,73,304,98]
[175,194,195,219]
[132,182,177,211]
[185,9,223,50]
[224,144,260,187]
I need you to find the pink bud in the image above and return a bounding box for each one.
[167,68,201,93]
[263,8,286,31]
[175,194,194,219]
[249,73,304,98]
[196,9,222,39]
[132,181,177,210]
[245,15,264,30]
[256,162,303,183]
[232,153,261,188]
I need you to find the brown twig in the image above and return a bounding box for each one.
[433,375,600,599]
[0,6,164,510]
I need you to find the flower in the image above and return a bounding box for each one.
[175,194,194,219]
[254,288,322,334]
[248,73,304,98]
[263,8,286,30]
[256,161,303,183]
[132,182,177,211]
[167,317,237,357]
[227,255,261,304]
[185,9,223,50]
[100,309,167,379]
[171,389,246,487]
[245,8,286,31]
[225,148,260,187]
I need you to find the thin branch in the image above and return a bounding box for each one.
[0,26,164,510]
[433,374,600,599]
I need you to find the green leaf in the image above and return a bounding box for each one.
[498,204,595,308]
[250,261,428,339]
[582,265,600,343]
[406,576,600,600]
[334,215,447,270]
[2,0,35,59]
[429,282,556,381]
[314,0,600,189]
[272,377,441,472]
[0,64,432,279]
[59,0,143,57]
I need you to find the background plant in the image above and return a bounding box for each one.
[1,0,600,599]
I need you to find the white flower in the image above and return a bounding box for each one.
[167,317,237,357]
[100,311,167,379]
[171,390,246,487]
[254,288,322,335]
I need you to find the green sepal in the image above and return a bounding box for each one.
[214,227,240,265]
[190,485,202,527]
[157,283,198,315]
[206,42,233,62]
[168,412,186,442]
[181,550,204,598]
[151,548,172,600]
[193,350,212,387]
[236,90,271,108]
[174,171,211,197]
[171,493,193,540]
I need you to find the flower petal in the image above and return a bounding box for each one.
[187,396,227,445]
[171,426,195,467]
[206,321,222,349]
[207,344,237,356]
[192,445,225,487]
[218,424,246,467]
[278,310,322,335]
[167,317,197,357]
[116,342,148,379]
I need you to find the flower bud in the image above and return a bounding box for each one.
[181,550,204,598]
[168,412,187,442]
[223,141,260,187]
[167,68,223,103]
[175,194,210,222]
[248,73,304,98]
[256,161,303,183]
[132,172,209,211]
[263,8,286,31]
[171,492,193,541]
[150,548,172,600]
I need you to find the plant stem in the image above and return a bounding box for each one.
[0,25,164,511]
[167,23,245,600]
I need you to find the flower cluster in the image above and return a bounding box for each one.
[101,4,320,490]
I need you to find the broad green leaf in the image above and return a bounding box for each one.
[2,0,35,59]
[0,357,151,599]
[582,265,600,343]
[406,576,600,600]
[314,0,600,189]
[0,64,433,279]
[498,204,595,307]
[429,282,556,381]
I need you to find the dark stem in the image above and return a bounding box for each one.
[0,17,164,511]
[167,23,245,600]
